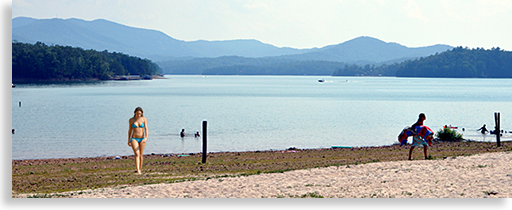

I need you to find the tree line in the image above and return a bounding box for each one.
[202,60,342,75]
[12,42,161,81]
[333,47,512,78]
[13,42,511,79]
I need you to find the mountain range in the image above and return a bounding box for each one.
[12,17,454,75]
[12,17,316,60]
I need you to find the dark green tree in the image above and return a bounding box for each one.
[12,42,162,81]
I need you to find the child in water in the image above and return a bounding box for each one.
[180,129,185,138]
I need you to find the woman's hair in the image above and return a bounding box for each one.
[133,107,144,117]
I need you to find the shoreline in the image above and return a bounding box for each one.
[11,144,392,161]
[11,139,505,161]
[12,74,167,83]
[12,141,512,197]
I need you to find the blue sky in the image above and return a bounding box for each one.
[11,0,512,50]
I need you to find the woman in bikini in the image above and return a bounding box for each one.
[128,107,148,174]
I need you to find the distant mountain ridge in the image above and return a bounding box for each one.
[13,17,196,60]
[12,17,315,61]
[283,36,453,63]
[12,17,452,60]
[12,17,454,75]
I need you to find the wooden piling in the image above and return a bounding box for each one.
[202,120,207,163]
[495,112,501,147]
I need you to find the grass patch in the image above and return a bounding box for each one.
[12,141,511,197]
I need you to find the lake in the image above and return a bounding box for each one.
[11,76,512,160]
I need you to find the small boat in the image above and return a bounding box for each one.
[143,75,152,80]
[318,79,325,82]
[443,125,458,129]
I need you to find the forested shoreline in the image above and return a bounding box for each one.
[333,47,512,78]
[12,42,161,81]
[12,42,512,80]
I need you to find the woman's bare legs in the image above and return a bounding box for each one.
[130,140,142,174]
[138,140,147,172]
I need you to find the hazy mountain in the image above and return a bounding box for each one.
[187,39,317,58]
[279,36,453,63]
[158,37,453,75]
[12,17,454,75]
[12,17,314,61]
[12,17,194,60]
[12,16,38,28]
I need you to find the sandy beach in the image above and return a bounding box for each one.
[41,151,510,198]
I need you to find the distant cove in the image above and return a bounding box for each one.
[12,42,161,82]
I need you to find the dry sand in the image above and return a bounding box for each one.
[24,151,512,198]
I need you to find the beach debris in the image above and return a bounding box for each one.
[282,148,299,153]
[162,154,174,157]
[114,156,121,160]
[484,191,499,196]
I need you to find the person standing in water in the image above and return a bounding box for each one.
[128,107,148,174]
[180,129,185,138]
[477,124,488,134]
[409,113,429,160]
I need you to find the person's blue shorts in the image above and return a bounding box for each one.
[412,135,428,147]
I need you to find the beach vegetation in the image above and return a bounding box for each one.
[436,128,464,142]
[401,191,413,196]
[304,192,324,198]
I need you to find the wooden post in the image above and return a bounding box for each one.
[495,112,501,147]
[202,120,207,163]
[498,112,501,147]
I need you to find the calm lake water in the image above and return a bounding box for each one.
[11,76,512,160]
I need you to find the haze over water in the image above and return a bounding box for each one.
[11,76,512,160]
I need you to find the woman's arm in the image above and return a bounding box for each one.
[144,117,149,140]
[128,118,133,146]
